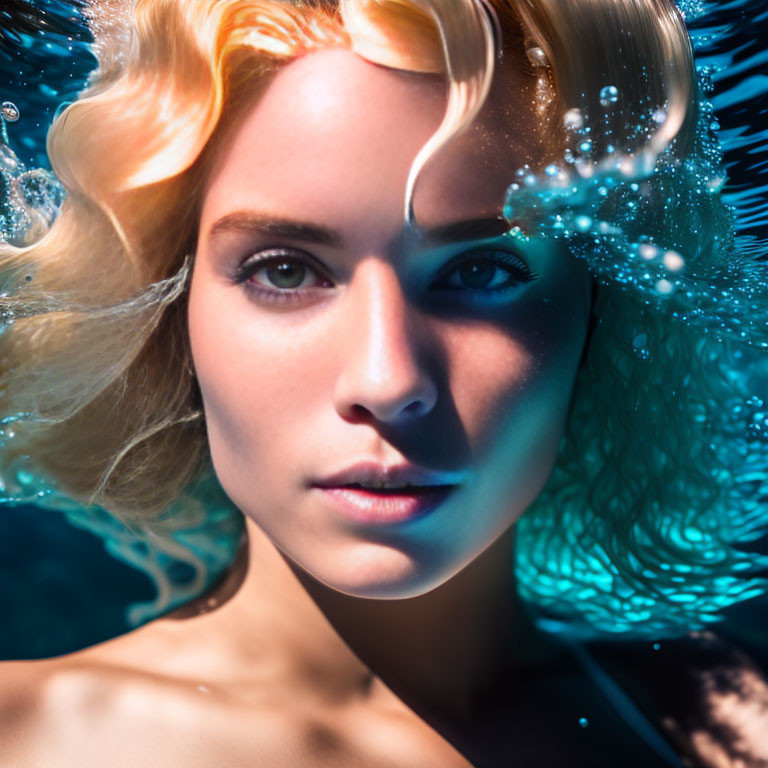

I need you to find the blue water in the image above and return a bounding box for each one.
[689,0,768,254]
[0,0,766,659]
[0,0,94,170]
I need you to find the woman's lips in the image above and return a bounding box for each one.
[314,485,457,524]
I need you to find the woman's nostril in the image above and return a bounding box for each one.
[336,375,438,425]
[402,397,435,419]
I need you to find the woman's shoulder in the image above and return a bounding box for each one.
[0,614,476,768]
[0,618,451,768]
[0,621,287,768]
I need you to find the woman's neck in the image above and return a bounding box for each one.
[290,522,552,722]
[171,516,562,723]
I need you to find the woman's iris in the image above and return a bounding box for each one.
[457,258,496,289]
[266,261,306,289]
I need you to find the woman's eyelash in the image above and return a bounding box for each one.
[232,246,538,304]
[434,248,538,293]
[233,248,328,284]
[233,248,332,303]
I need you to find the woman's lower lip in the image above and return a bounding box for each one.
[314,486,457,524]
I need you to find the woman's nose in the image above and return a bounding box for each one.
[332,259,438,425]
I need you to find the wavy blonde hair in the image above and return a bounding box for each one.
[3,0,751,636]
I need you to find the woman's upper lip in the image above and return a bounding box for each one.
[313,461,466,489]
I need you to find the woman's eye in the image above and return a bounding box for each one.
[253,259,315,290]
[234,249,332,301]
[435,249,538,294]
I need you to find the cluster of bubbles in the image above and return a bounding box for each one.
[501,76,768,352]
[0,101,65,248]
[674,0,706,20]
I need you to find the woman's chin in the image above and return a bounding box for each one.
[296,542,452,600]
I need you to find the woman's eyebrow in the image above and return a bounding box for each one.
[416,216,509,245]
[207,211,342,246]
[207,211,509,248]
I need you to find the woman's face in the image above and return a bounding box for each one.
[189,48,591,598]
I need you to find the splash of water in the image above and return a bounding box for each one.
[502,82,767,351]
[0,104,64,247]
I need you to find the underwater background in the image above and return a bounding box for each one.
[0,0,766,660]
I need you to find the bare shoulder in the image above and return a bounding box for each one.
[0,622,279,768]
[0,619,471,768]
[0,655,53,766]
[0,651,118,768]
[0,620,404,768]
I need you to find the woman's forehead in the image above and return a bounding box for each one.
[200,48,544,237]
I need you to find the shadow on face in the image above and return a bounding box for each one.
[188,47,592,599]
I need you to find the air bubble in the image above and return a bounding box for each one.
[599,85,619,107]
[574,215,592,232]
[663,250,685,272]
[1,102,20,123]
[563,108,584,131]
[526,47,548,67]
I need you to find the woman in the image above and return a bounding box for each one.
[1,0,767,765]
